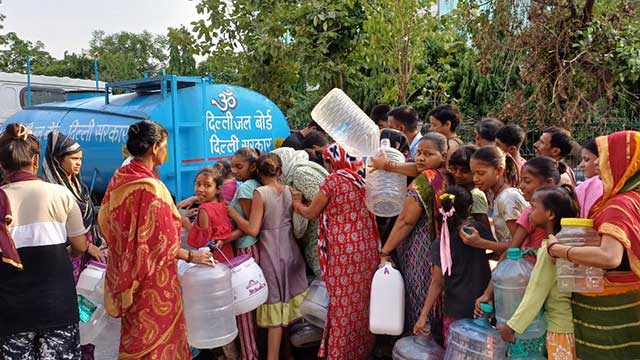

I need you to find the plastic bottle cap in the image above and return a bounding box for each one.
[560,218,594,227]
[380,138,391,148]
[479,302,493,313]
[506,248,522,260]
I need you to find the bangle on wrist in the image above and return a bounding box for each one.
[186,250,193,263]
[380,251,390,257]
[547,242,560,258]
[566,246,576,262]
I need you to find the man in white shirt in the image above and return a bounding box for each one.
[387,106,422,161]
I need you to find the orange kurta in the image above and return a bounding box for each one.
[98,160,191,360]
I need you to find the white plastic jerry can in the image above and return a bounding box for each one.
[370,262,405,335]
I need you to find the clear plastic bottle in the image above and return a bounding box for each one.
[492,248,546,358]
[555,218,604,293]
[76,262,108,345]
[310,88,380,157]
[365,139,408,217]
[444,303,508,359]
[181,263,238,349]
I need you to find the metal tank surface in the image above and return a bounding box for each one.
[6,75,290,201]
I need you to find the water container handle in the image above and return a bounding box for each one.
[206,241,234,268]
[521,248,537,257]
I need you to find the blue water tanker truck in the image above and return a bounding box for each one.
[6,75,291,201]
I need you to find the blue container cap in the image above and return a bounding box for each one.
[507,248,522,260]
[479,302,493,313]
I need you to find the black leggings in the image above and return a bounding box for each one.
[0,323,80,360]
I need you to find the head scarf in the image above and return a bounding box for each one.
[590,131,640,279]
[322,143,366,189]
[272,147,310,182]
[42,131,99,245]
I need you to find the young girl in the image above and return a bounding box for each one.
[413,185,494,345]
[447,146,491,230]
[229,147,261,360]
[497,185,580,360]
[216,158,239,203]
[463,145,526,247]
[379,132,448,339]
[228,153,308,360]
[186,167,235,263]
[512,157,562,260]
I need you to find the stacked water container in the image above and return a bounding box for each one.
[76,262,121,358]
[393,336,444,360]
[366,139,407,217]
[444,303,507,359]
[492,248,546,358]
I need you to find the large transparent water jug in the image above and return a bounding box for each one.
[311,88,379,157]
[370,262,405,335]
[181,263,238,349]
[444,303,507,359]
[556,218,604,293]
[392,336,444,360]
[77,262,108,345]
[300,279,328,328]
[366,138,408,217]
[492,248,546,358]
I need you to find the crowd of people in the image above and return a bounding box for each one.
[0,100,638,360]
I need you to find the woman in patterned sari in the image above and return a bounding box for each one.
[547,130,640,359]
[380,132,448,340]
[293,143,380,360]
[98,120,212,359]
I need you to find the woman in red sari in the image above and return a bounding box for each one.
[98,120,212,359]
[547,130,640,360]
[293,143,380,360]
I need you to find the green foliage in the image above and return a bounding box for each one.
[89,30,168,82]
[0,32,54,73]
[167,26,197,76]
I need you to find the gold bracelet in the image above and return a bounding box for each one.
[186,250,193,263]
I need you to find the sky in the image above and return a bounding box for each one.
[2,0,204,58]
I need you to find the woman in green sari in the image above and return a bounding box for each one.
[547,130,640,359]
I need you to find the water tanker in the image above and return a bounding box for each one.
[6,75,290,201]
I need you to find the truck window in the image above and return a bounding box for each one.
[20,87,66,108]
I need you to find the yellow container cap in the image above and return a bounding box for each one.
[561,218,594,227]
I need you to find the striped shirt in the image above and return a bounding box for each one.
[0,179,86,336]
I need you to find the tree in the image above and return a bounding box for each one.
[39,52,94,79]
[362,0,434,105]
[0,32,54,73]
[458,0,640,133]
[167,26,197,75]
[89,30,168,82]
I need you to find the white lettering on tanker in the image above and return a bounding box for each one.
[25,120,129,144]
[209,134,240,155]
[206,88,277,156]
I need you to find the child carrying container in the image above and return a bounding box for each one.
[413,185,495,345]
[496,185,580,360]
[185,166,236,262]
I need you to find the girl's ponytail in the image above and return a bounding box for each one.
[438,185,473,275]
[504,153,520,187]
